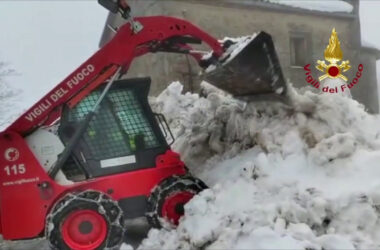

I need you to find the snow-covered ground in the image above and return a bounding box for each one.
[2,80,380,249]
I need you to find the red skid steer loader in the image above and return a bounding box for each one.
[0,0,286,249]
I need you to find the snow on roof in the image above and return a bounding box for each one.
[265,0,353,13]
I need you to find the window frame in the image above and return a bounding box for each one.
[58,78,170,179]
[289,31,312,67]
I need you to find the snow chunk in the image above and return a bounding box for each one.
[318,234,355,250]
[120,243,134,250]
[309,133,357,165]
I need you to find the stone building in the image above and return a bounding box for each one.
[100,0,380,113]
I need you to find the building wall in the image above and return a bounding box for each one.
[357,49,379,113]
[101,0,378,113]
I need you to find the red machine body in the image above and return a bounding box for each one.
[0,132,185,239]
[0,16,223,241]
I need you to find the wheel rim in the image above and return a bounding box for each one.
[62,209,107,250]
[161,191,194,225]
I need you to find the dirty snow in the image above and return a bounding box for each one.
[265,0,353,13]
[141,81,380,249]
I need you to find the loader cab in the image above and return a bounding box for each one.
[58,77,173,180]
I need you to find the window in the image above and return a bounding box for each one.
[68,87,160,160]
[290,34,308,66]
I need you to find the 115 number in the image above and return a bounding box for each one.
[4,164,26,176]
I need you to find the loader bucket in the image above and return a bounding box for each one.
[204,32,287,98]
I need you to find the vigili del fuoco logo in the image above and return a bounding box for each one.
[304,28,364,93]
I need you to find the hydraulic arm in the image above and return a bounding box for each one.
[6,15,224,135]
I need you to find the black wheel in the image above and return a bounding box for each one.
[46,190,125,250]
[146,175,207,228]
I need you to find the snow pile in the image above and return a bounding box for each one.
[141,81,380,249]
[265,0,353,13]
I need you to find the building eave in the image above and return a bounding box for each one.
[99,0,357,48]
[187,0,356,19]
[361,46,380,60]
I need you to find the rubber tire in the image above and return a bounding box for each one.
[146,175,207,228]
[46,190,125,250]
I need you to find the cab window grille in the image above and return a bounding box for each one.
[68,88,160,160]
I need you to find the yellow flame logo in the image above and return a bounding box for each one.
[316,28,350,81]
[324,28,343,63]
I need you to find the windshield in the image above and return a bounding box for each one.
[67,87,160,160]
